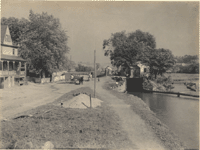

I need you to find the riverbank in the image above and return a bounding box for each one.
[0,87,133,149]
[103,77,186,150]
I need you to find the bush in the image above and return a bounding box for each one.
[143,75,174,91]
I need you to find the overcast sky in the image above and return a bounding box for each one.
[1,1,199,65]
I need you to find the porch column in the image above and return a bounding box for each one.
[1,61,3,71]
[13,61,15,71]
[19,62,21,74]
[12,61,15,86]
[24,62,27,82]
[7,61,9,75]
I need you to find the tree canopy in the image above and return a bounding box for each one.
[1,17,29,44]
[175,55,199,64]
[103,30,176,78]
[2,10,70,77]
[142,48,175,78]
[75,64,93,72]
[103,30,156,70]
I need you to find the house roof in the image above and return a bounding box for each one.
[1,43,18,48]
[1,54,26,62]
[1,25,7,43]
[105,66,112,70]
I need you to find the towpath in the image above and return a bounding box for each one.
[87,77,166,150]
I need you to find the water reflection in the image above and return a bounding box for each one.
[131,92,199,149]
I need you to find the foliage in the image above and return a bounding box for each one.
[16,10,69,77]
[64,60,76,72]
[175,62,199,74]
[103,30,156,73]
[75,64,93,72]
[175,55,199,64]
[1,17,29,44]
[141,48,175,78]
[143,75,174,91]
[96,63,101,70]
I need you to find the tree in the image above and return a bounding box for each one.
[142,48,175,78]
[103,30,156,75]
[75,64,93,72]
[175,55,199,64]
[1,17,29,44]
[96,63,100,70]
[19,10,69,77]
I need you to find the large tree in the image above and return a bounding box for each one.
[18,10,69,77]
[103,30,156,74]
[103,30,176,78]
[141,48,175,78]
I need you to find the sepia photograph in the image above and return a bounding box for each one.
[0,1,199,149]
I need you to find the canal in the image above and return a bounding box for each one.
[131,90,199,149]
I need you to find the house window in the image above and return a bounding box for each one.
[144,68,147,72]
[5,35,11,42]
[13,49,15,55]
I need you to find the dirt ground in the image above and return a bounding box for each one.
[0,81,90,120]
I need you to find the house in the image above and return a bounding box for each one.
[105,66,112,76]
[0,25,26,88]
[130,62,149,78]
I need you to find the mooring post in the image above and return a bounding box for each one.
[90,94,92,108]
[177,92,180,97]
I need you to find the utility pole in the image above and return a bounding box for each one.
[69,55,72,72]
[94,50,96,98]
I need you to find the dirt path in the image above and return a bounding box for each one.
[87,77,166,150]
[0,81,90,120]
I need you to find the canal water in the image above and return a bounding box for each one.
[131,88,199,149]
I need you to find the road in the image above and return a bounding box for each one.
[0,81,87,120]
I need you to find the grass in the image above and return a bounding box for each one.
[103,78,186,150]
[0,87,132,149]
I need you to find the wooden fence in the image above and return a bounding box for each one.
[142,90,199,98]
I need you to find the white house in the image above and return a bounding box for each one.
[105,66,112,76]
[130,62,149,78]
[0,25,26,88]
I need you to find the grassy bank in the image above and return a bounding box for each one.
[0,87,132,149]
[103,78,186,150]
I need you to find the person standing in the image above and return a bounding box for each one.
[70,74,74,82]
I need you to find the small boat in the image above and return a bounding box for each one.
[186,84,196,91]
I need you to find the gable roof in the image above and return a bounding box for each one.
[105,66,112,70]
[1,25,7,43]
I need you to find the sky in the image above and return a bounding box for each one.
[1,1,199,66]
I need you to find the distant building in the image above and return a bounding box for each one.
[105,66,112,76]
[130,62,149,78]
[0,25,26,88]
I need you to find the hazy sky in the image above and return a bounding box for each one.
[1,1,199,65]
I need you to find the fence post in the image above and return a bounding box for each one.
[177,92,180,97]
[90,94,92,108]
